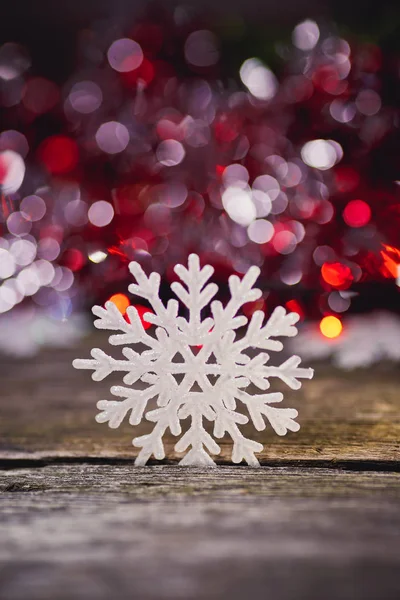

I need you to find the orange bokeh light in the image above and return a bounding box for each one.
[321,262,353,289]
[320,315,343,339]
[381,244,400,279]
[108,293,130,315]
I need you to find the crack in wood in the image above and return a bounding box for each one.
[1,457,400,472]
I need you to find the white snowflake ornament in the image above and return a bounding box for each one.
[73,255,313,466]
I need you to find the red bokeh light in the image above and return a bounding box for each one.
[285,299,304,319]
[38,136,79,174]
[112,296,153,329]
[121,58,155,86]
[213,115,239,143]
[312,65,346,95]
[0,156,7,183]
[321,262,354,289]
[62,248,85,271]
[131,304,152,329]
[343,199,371,228]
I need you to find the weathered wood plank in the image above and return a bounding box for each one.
[1,334,399,463]
[0,465,400,600]
[1,336,400,599]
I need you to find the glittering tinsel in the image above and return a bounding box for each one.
[0,10,399,352]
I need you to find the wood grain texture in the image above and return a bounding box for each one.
[1,333,399,463]
[1,465,400,600]
[1,335,400,600]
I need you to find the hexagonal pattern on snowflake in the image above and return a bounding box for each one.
[73,254,313,466]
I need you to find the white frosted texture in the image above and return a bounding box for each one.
[73,254,313,466]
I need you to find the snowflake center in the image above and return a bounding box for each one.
[166,349,223,388]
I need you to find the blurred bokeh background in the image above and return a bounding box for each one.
[0,0,399,364]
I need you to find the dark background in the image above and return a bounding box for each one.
[1,0,400,81]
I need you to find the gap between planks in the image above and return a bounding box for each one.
[1,456,400,472]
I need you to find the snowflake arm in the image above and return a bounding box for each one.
[73,254,314,466]
[96,383,160,428]
[73,347,156,383]
[88,301,158,348]
[133,388,183,466]
[262,355,314,389]
[206,267,262,340]
[172,254,218,331]
[237,306,300,352]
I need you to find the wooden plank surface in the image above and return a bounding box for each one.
[1,333,399,464]
[1,335,400,599]
[1,465,400,600]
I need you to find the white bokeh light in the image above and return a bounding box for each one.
[156,140,186,166]
[6,211,31,236]
[0,285,16,313]
[88,201,114,227]
[301,139,341,170]
[10,238,37,266]
[0,249,16,279]
[222,164,249,188]
[64,199,88,227]
[313,245,336,266]
[252,175,280,200]
[0,150,25,193]
[107,38,143,73]
[281,162,303,187]
[159,182,188,208]
[247,219,274,244]
[328,291,351,313]
[292,20,320,51]
[240,59,278,101]
[38,237,60,261]
[16,265,41,296]
[330,100,356,123]
[20,195,46,222]
[270,192,289,215]
[89,250,108,264]
[69,81,103,114]
[3,278,23,304]
[52,267,74,292]
[280,268,303,286]
[96,121,130,154]
[222,186,256,226]
[252,189,272,218]
[35,259,55,286]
